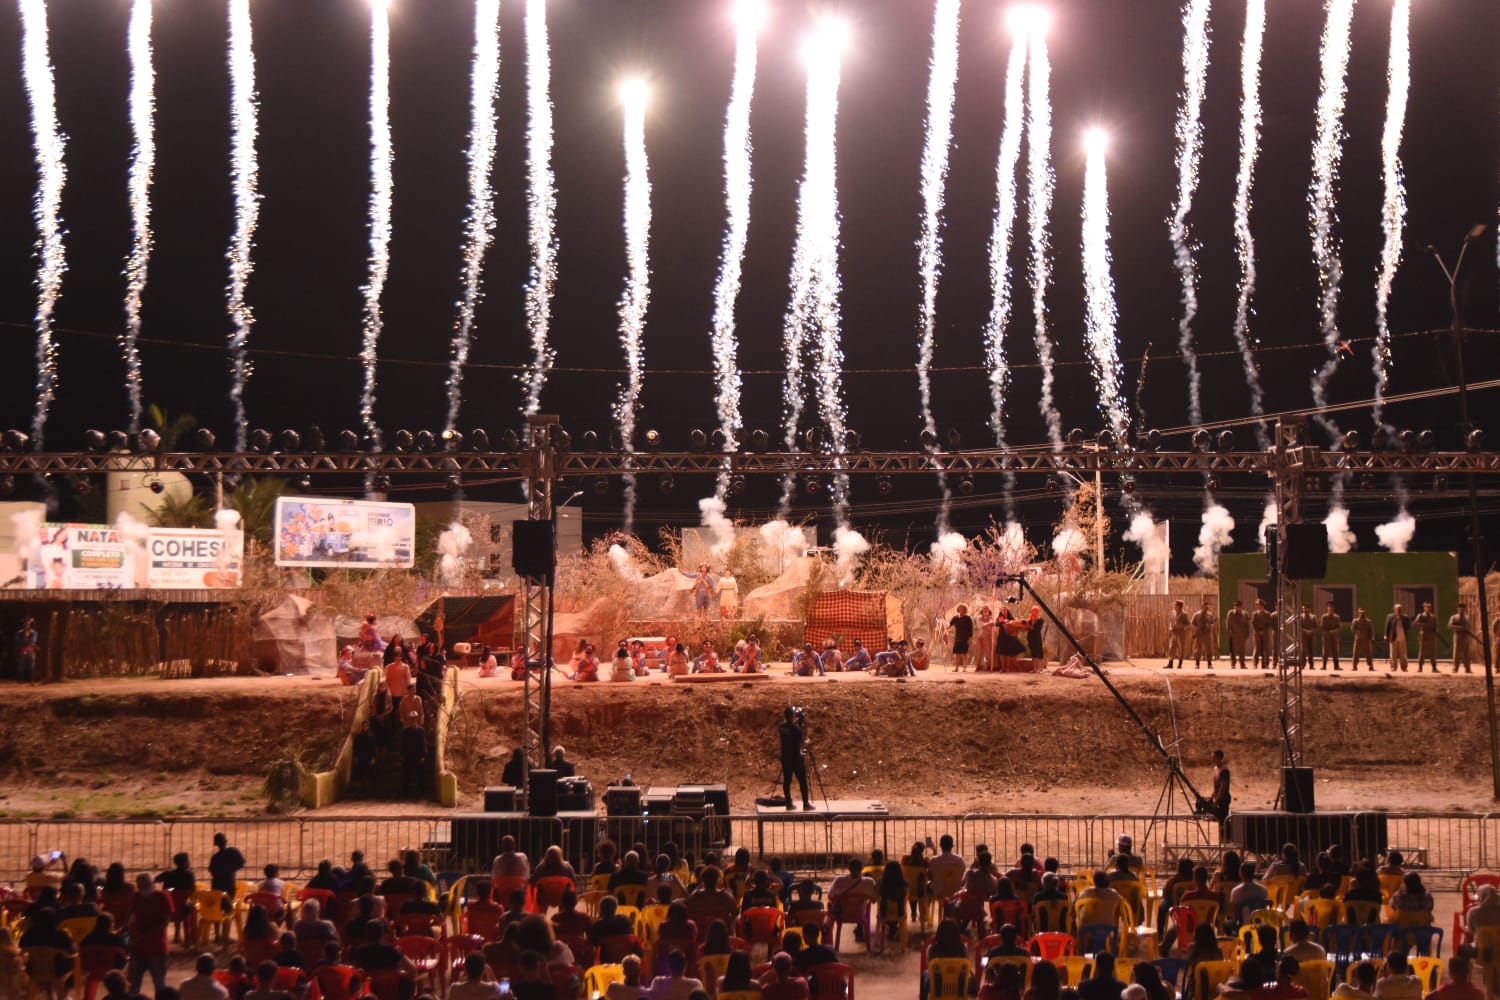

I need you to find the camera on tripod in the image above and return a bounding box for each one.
[789,706,807,725]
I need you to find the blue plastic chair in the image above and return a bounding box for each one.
[1152,957,1189,994]
[1359,924,1396,960]
[1078,923,1120,956]
[1321,923,1361,976]
[1401,925,1443,958]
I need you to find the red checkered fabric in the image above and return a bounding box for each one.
[805,590,890,652]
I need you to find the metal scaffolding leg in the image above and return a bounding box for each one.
[519,415,558,804]
[1274,419,1308,786]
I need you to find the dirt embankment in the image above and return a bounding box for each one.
[0,669,1490,817]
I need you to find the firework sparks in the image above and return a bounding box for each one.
[1081,129,1128,441]
[359,0,393,469]
[1372,0,1410,430]
[122,0,155,434]
[1024,22,1060,450]
[1230,0,1269,448]
[1168,0,1213,427]
[522,0,558,416]
[615,79,652,536]
[225,0,261,452]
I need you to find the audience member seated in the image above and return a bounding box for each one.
[588,897,637,946]
[1019,957,1060,1000]
[645,948,704,1000]
[609,852,651,898]
[1228,862,1270,928]
[717,951,762,998]
[1388,873,1434,917]
[550,890,591,942]
[741,871,781,912]
[448,951,503,1000]
[647,855,688,902]
[980,962,1026,1000]
[604,954,649,1000]
[686,868,739,940]
[1077,953,1130,1000]
[514,913,573,969]
[491,837,531,886]
[1373,952,1424,1000]
[1265,844,1308,881]
[986,924,1029,959]
[273,933,304,970]
[1077,872,1124,927]
[294,900,338,946]
[1428,956,1484,1000]
[530,846,576,886]
[654,903,697,965]
[791,923,836,973]
[786,882,825,927]
[760,952,810,1000]
[178,952,229,1000]
[1261,956,1310,1000]
[1466,885,1500,942]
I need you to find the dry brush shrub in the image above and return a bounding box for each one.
[555,534,672,643]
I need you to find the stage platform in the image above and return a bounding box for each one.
[751,799,890,864]
[753,798,889,817]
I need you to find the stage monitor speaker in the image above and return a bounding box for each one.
[1282,524,1329,580]
[528,768,559,817]
[605,785,642,816]
[511,521,555,580]
[483,786,518,812]
[1282,766,1316,813]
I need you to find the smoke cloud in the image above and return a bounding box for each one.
[1123,511,1169,584]
[758,519,808,567]
[1257,500,1276,550]
[1375,509,1415,553]
[929,531,967,582]
[1193,503,1235,575]
[436,519,473,585]
[1052,524,1087,558]
[1323,505,1356,554]
[698,496,736,559]
[607,542,642,581]
[833,525,869,586]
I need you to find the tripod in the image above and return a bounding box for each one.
[803,742,831,808]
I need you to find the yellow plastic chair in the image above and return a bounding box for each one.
[698,952,731,992]
[872,898,909,955]
[582,962,624,998]
[986,955,1032,988]
[1303,897,1343,931]
[21,945,70,1000]
[1184,898,1221,935]
[1062,956,1095,986]
[576,890,609,920]
[930,865,965,905]
[1217,939,1240,962]
[1033,899,1071,935]
[589,873,612,894]
[1265,876,1301,913]
[1116,882,1145,925]
[613,905,642,935]
[1195,959,1238,1000]
[1378,874,1404,901]
[637,903,670,953]
[59,915,94,989]
[1408,957,1443,993]
[613,885,648,909]
[928,957,973,999]
[1115,957,1137,983]
[1347,958,1385,983]
[194,889,236,946]
[903,865,935,931]
[1297,958,1335,1000]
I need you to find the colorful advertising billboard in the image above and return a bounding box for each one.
[273,497,415,569]
[32,523,132,589]
[145,527,245,589]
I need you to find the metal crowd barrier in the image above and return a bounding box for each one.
[3,811,1494,886]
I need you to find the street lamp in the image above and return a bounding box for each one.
[1429,223,1498,799]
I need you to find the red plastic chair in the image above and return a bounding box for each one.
[247,891,288,924]
[829,896,872,956]
[395,908,441,937]
[463,904,503,942]
[557,932,593,970]
[79,944,127,1000]
[312,964,361,1000]
[530,876,576,914]
[165,888,198,944]
[549,963,582,998]
[442,934,486,986]
[597,933,643,964]
[396,935,442,991]
[212,970,248,1000]
[491,877,529,905]
[1030,932,1076,961]
[297,888,339,919]
[362,968,409,1000]
[270,967,307,993]
[806,961,856,1000]
[740,907,786,962]
[990,898,1028,935]
[239,935,278,967]
[299,935,338,969]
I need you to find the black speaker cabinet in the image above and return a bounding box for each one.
[557,777,595,812]
[529,768,559,817]
[605,785,642,816]
[483,786,518,812]
[511,520,555,580]
[1282,767,1315,813]
[1282,523,1329,580]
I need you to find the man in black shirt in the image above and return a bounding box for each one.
[777,708,814,811]
[1077,952,1129,1000]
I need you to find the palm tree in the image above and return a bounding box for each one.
[147,491,214,529]
[230,476,288,544]
[146,404,197,451]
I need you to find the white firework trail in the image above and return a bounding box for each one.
[1168,0,1212,427]
[1230,0,1269,449]
[18,0,67,447]
[780,19,850,519]
[615,81,652,537]
[1371,0,1409,430]
[1024,26,1060,450]
[1308,0,1356,442]
[1081,131,1128,442]
[443,0,501,438]
[522,0,558,417]
[122,0,155,434]
[225,0,260,453]
[359,0,393,468]
[916,0,960,533]
[709,0,762,498]
[983,28,1028,522]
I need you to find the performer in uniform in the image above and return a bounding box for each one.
[1225,600,1251,669]
[1414,602,1439,673]
[1191,602,1216,667]
[1320,602,1343,671]
[1165,600,1190,669]
[14,617,38,685]
[1297,605,1318,669]
[1350,608,1375,670]
[1385,603,1412,672]
[1450,602,1475,674]
[1251,599,1275,669]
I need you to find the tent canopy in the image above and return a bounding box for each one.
[417,594,516,651]
[255,594,336,675]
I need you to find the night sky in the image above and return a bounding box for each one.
[0,1,1496,564]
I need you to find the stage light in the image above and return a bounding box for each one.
[580,430,599,450]
[1096,429,1115,450]
[137,428,161,454]
[1341,430,1360,451]
[83,429,107,453]
[305,426,326,452]
[1046,476,1059,493]
[845,430,862,451]
[919,429,938,449]
[689,429,708,452]
[1468,428,1486,452]
[445,473,463,492]
[1191,429,1211,451]
[552,427,572,451]
[732,0,766,34]
[711,429,728,450]
[944,428,961,450]
[1399,429,1417,452]
[0,476,14,497]
[1371,427,1391,451]
[361,433,379,452]
[415,429,436,452]
[1122,476,1136,494]
[608,429,625,452]
[659,475,675,495]
[1418,429,1436,452]
[1207,476,1220,492]
[442,429,464,451]
[803,476,824,496]
[148,478,165,495]
[876,476,892,495]
[248,428,271,453]
[280,429,301,452]
[1433,474,1448,493]
[469,428,490,451]
[294,475,312,491]
[74,478,92,495]
[1068,427,1085,448]
[1216,429,1235,451]
[1006,5,1051,37]
[374,473,392,491]
[108,430,131,451]
[499,429,520,451]
[1359,474,1374,491]
[644,429,661,451]
[1084,126,1109,156]
[338,429,360,451]
[1145,429,1162,452]
[593,477,609,495]
[2,430,29,453]
[957,477,975,496]
[728,475,746,495]
[802,427,822,451]
[748,429,769,451]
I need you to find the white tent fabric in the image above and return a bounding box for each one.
[254,594,337,675]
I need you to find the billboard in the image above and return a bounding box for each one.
[273,497,415,569]
[146,527,244,589]
[32,523,132,589]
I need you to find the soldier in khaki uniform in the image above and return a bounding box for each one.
[1319,602,1343,670]
[1251,599,1275,669]
[1226,600,1251,668]
[1191,601,1216,667]
[1297,604,1318,668]
[1165,599,1190,669]
[1351,607,1375,670]
[1450,602,1475,674]
[1414,602,1439,672]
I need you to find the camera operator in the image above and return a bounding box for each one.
[777,707,815,811]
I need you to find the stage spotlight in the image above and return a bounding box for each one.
[1359,473,1374,491]
[74,478,92,495]
[1096,429,1115,450]
[845,429,862,451]
[1468,428,1486,452]
[1399,429,1417,452]
[442,429,464,451]
[137,428,161,454]
[876,476,892,495]
[659,475,675,495]
[1046,476,1059,493]
[361,433,380,452]
[445,473,463,492]
[748,428,769,451]
[148,478,165,495]
[689,429,708,452]
[956,477,975,496]
[1433,474,1448,493]
[108,430,131,451]
[644,429,662,450]
[1341,429,1361,451]
[1418,428,1436,451]
[919,429,938,449]
[280,429,301,452]
[305,426,326,452]
[550,426,571,451]
[1216,429,1235,451]
[593,477,609,495]
[0,476,14,497]
[728,475,746,495]
[803,427,823,451]
[711,429,728,450]
[803,476,824,496]
[294,475,312,491]
[469,428,490,452]
[338,429,361,451]
[1191,429,1211,451]
[1371,426,1391,451]
[944,428,961,450]
[499,429,520,451]
[374,473,392,491]
[1145,428,1163,452]
[248,428,272,453]
[608,429,625,452]
[1067,427,1085,448]
[1207,476,1220,492]
[580,430,599,450]
[83,429,107,453]
[2,430,29,453]
[1122,476,1136,494]
[415,429,436,452]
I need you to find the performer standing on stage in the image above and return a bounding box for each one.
[1250,599,1274,669]
[777,707,814,811]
